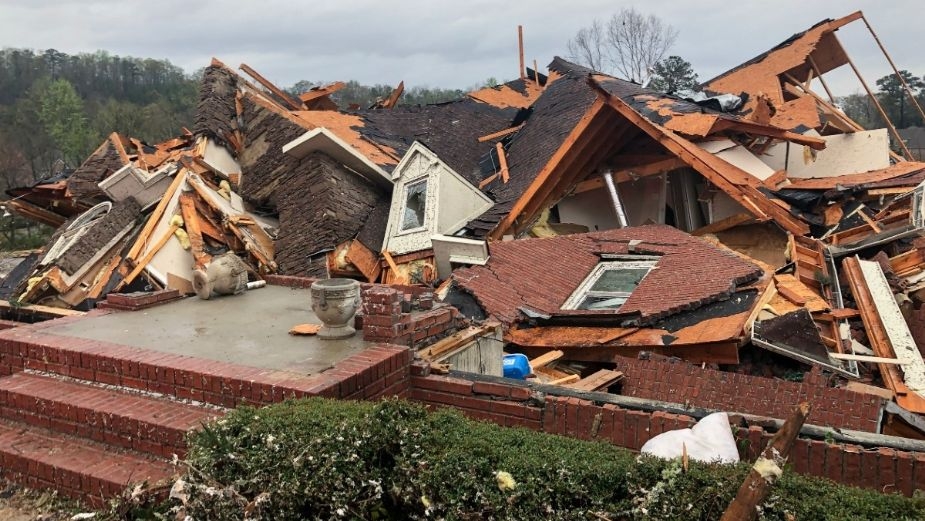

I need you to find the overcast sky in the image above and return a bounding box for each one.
[0,0,921,96]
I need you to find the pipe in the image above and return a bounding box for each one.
[601,170,628,228]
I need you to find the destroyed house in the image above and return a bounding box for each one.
[450,225,765,364]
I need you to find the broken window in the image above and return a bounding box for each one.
[562,259,657,310]
[400,179,428,231]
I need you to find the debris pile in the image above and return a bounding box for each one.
[5,10,925,438]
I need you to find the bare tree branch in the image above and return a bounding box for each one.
[567,8,677,84]
[566,19,606,73]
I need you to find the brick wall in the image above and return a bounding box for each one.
[615,357,883,433]
[407,367,924,496]
[361,286,460,347]
[0,323,412,408]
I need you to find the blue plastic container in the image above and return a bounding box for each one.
[502,353,531,380]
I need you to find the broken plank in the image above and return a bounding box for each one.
[477,123,524,143]
[381,81,404,109]
[298,81,346,103]
[845,381,894,400]
[0,300,84,318]
[691,213,753,236]
[828,353,908,364]
[344,240,382,283]
[548,374,580,386]
[496,142,509,183]
[418,323,498,361]
[843,256,925,413]
[528,350,564,370]
[566,369,624,392]
[239,63,304,111]
[119,224,180,290]
[125,168,187,262]
[179,193,211,269]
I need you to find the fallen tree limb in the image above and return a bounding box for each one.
[720,402,811,521]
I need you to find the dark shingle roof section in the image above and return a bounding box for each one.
[466,66,599,236]
[453,225,762,326]
[355,99,519,184]
[194,64,240,145]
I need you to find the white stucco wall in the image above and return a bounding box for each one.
[383,143,492,256]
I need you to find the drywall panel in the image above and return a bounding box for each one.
[699,139,776,181]
[761,129,890,178]
[557,188,618,232]
[437,166,493,234]
[620,174,666,225]
[142,173,194,289]
[203,139,241,177]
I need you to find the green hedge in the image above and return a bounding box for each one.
[174,398,925,520]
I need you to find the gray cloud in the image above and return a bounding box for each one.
[0,0,921,95]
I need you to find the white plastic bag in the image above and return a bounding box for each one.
[640,411,740,464]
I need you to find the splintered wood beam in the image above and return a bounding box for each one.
[110,132,131,164]
[239,63,304,111]
[518,25,525,80]
[298,81,346,103]
[118,224,180,290]
[125,169,187,262]
[381,81,404,109]
[477,123,524,143]
[496,142,510,183]
[382,250,401,279]
[344,239,382,283]
[179,193,211,269]
[528,350,564,369]
[691,213,753,236]
[711,119,826,150]
[720,403,810,521]
[574,157,686,194]
[478,172,500,189]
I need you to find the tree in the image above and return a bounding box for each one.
[646,56,698,94]
[875,70,924,128]
[37,79,95,167]
[837,92,883,129]
[567,8,678,83]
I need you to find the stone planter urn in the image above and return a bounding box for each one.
[310,278,361,339]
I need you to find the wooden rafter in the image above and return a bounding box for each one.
[496,142,510,183]
[240,63,304,111]
[489,98,605,240]
[381,81,404,109]
[477,124,524,143]
[298,81,346,103]
[589,80,811,236]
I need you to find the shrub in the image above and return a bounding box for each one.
[176,398,925,520]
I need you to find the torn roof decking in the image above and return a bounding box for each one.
[65,133,131,200]
[453,224,762,326]
[474,57,821,240]
[702,12,862,108]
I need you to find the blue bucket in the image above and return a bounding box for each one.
[502,353,531,380]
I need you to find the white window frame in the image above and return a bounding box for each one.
[561,258,658,311]
[398,177,429,234]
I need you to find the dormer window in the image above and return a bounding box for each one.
[562,258,657,310]
[400,178,428,231]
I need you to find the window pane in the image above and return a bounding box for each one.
[578,295,627,310]
[589,268,650,292]
[401,180,427,231]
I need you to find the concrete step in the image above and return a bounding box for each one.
[0,418,176,508]
[0,372,223,459]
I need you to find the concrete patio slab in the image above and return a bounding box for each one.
[44,285,369,374]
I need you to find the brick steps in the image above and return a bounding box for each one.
[0,372,224,458]
[0,320,411,506]
[0,419,176,508]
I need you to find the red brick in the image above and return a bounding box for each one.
[472,381,512,399]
